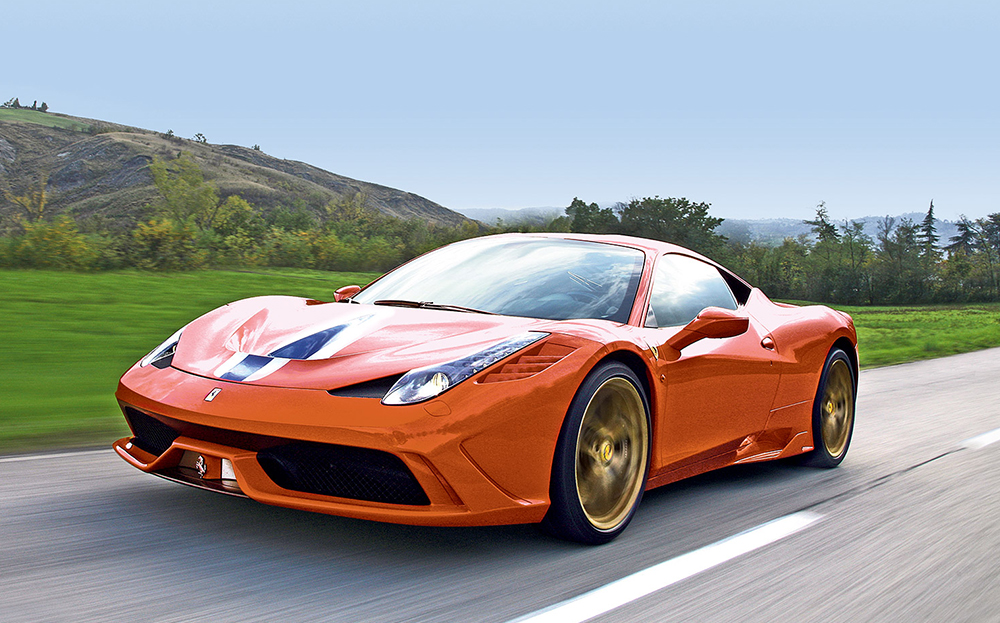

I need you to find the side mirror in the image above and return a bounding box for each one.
[666,307,749,352]
[334,285,361,302]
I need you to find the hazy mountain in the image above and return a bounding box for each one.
[455,206,564,226]
[718,214,960,247]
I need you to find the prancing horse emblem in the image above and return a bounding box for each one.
[205,388,222,402]
[194,455,208,478]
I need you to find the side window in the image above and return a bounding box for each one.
[644,254,738,328]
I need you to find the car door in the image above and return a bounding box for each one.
[639,254,780,469]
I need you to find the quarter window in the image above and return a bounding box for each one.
[645,254,738,328]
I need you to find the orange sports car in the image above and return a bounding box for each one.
[114,233,857,544]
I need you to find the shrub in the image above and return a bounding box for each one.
[129,218,207,270]
[259,228,315,268]
[2,217,100,270]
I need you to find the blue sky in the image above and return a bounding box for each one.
[3,1,997,222]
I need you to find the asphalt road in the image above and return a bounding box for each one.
[3,348,1000,623]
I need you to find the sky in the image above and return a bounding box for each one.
[3,0,998,222]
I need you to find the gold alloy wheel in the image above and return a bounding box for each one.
[820,359,854,458]
[574,377,648,531]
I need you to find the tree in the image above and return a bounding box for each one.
[804,202,840,243]
[946,216,977,256]
[615,196,726,256]
[322,192,372,227]
[838,220,874,304]
[3,174,52,222]
[565,198,619,234]
[871,216,924,303]
[972,214,1000,298]
[193,133,207,144]
[918,200,941,262]
[148,153,221,228]
[39,102,48,113]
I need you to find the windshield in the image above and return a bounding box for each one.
[353,237,645,323]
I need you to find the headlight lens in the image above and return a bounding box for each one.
[382,332,548,405]
[139,326,186,368]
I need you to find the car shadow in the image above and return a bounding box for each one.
[103,456,844,562]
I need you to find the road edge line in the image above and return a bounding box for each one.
[507,510,823,623]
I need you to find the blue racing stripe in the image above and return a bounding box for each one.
[220,354,273,381]
[268,323,350,359]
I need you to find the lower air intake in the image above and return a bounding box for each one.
[257,442,430,506]
[123,407,180,456]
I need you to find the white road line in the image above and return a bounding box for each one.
[0,449,112,463]
[962,427,1000,451]
[508,511,823,623]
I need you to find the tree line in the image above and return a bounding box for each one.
[2,152,999,305]
[496,197,1000,305]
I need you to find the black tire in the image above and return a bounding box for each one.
[542,361,651,544]
[800,348,856,468]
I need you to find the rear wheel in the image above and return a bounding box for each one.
[542,362,650,544]
[801,348,855,468]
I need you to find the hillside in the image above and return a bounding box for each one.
[0,109,471,228]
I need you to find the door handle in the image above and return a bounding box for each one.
[761,336,776,351]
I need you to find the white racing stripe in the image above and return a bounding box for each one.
[0,449,112,463]
[962,427,1000,451]
[508,511,823,623]
[213,351,247,378]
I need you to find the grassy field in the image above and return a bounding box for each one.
[2,269,999,453]
[826,302,1000,369]
[0,108,90,131]
[0,269,379,452]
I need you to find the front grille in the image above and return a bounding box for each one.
[257,442,430,506]
[123,407,180,456]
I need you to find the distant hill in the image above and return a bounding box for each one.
[0,109,471,228]
[455,206,564,226]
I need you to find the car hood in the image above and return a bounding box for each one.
[170,296,554,390]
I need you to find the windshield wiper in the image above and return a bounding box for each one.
[372,299,496,315]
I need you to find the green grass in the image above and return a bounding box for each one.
[0,108,89,131]
[826,302,1000,369]
[2,270,999,453]
[0,268,379,452]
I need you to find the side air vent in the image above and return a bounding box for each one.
[480,342,574,384]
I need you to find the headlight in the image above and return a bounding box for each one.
[382,332,548,405]
[139,326,186,368]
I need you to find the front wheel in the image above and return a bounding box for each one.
[801,348,856,468]
[542,362,650,544]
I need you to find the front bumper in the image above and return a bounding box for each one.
[114,358,584,527]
